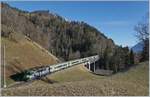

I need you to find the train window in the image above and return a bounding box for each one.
[55,65,62,69]
[82,59,86,61]
[72,61,79,64]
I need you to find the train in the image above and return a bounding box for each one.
[22,55,99,81]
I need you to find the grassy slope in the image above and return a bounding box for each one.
[47,64,104,82]
[1,35,59,85]
[2,61,149,96]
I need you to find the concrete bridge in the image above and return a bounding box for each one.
[25,55,100,80]
[50,55,99,73]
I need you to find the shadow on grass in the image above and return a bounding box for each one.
[40,77,58,84]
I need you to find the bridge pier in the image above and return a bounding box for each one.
[86,60,96,72]
[88,62,91,70]
[94,61,95,72]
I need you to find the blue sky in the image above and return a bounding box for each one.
[6,1,149,47]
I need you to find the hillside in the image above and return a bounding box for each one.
[2,61,149,96]
[1,32,59,86]
[1,3,134,73]
[1,3,115,61]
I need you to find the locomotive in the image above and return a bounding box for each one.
[23,55,99,81]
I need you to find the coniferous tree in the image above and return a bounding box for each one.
[110,49,119,73]
[122,47,130,68]
[129,49,135,65]
[140,39,149,61]
[103,46,112,70]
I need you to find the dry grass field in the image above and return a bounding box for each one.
[2,61,149,96]
[1,35,59,86]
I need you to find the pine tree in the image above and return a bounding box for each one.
[123,47,130,68]
[103,46,113,70]
[141,39,149,61]
[129,49,134,65]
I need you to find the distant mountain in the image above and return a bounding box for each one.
[132,42,144,53]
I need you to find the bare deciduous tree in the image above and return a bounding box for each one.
[134,14,149,61]
[134,14,149,42]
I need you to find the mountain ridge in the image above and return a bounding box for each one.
[1,2,116,61]
[132,41,144,53]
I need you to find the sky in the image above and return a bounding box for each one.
[5,1,149,47]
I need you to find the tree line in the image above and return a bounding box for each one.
[98,45,134,73]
